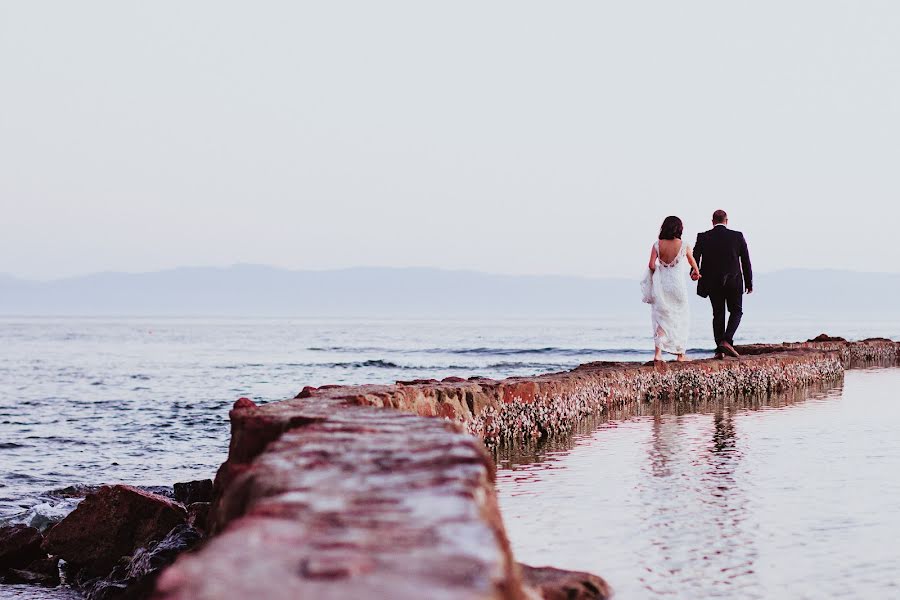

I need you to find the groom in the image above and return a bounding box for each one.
[693,210,753,358]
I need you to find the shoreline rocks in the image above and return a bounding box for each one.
[77,524,202,600]
[0,526,62,589]
[1,480,215,596]
[44,485,187,577]
[155,404,527,599]
[0,525,45,571]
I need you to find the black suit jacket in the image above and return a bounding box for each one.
[693,226,752,297]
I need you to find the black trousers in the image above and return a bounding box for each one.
[708,285,743,346]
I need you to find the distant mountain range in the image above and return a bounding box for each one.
[0,266,897,318]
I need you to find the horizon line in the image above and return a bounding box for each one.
[4,264,900,284]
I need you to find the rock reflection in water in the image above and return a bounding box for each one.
[495,371,900,599]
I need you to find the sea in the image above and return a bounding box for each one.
[2,315,899,599]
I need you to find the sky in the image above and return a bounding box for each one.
[1,2,898,280]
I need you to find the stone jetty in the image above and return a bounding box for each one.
[154,337,897,600]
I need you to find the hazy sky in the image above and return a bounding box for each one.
[2,2,898,280]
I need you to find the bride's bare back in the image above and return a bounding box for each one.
[657,239,684,265]
[649,239,699,273]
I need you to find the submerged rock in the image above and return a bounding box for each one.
[44,485,186,576]
[172,480,213,505]
[519,564,611,600]
[0,524,45,570]
[6,556,61,587]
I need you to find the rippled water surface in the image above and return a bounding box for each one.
[495,369,900,599]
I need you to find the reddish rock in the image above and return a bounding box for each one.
[173,480,213,505]
[810,334,847,342]
[396,378,440,385]
[442,376,467,383]
[519,564,611,600]
[295,386,317,398]
[154,406,524,600]
[232,397,256,410]
[44,485,186,575]
[0,524,45,570]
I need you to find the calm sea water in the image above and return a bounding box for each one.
[1,316,898,598]
[496,369,900,599]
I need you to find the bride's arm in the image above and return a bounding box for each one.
[648,245,657,272]
[686,245,700,279]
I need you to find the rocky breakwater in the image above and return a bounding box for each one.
[153,338,896,600]
[743,335,900,368]
[154,398,542,599]
[282,342,874,446]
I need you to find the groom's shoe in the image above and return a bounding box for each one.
[720,342,740,358]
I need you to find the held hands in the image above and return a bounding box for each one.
[690,269,701,281]
[746,287,753,294]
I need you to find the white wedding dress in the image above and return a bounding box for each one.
[646,240,691,355]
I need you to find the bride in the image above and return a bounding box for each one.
[643,216,700,362]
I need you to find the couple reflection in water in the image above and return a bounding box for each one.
[640,405,755,596]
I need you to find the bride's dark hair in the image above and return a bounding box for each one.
[659,216,683,240]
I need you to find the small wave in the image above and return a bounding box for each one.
[308,346,708,357]
[219,360,469,371]
[28,436,93,447]
[48,484,102,498]
[485,362,571,371]
[329,359,405,369]
[2,498,83,532]
[0,442,27,450]
[217,349,713,374]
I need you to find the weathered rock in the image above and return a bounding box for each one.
[5,556,61,587]
[0,524,45,570]
[810,333,847,343]
[172,480,213,505]
[185,503,209,534]
[519,564,611,600]
[396,378,441,385]
[80,525,202,600]
[232,397,256,410]
[44,485,187,576]
[154,406,524,600]
[295,386,316,399]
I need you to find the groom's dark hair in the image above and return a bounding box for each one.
[659,216,683,240]
[712,209,728,224]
